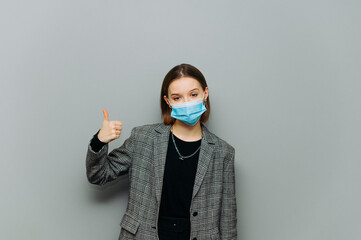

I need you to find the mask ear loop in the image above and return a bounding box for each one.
[166,97,172,109]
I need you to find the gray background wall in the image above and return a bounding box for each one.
[1,0,360,239]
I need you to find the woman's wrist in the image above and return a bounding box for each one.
[90,129,106,152]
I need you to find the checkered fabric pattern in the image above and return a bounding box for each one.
[86,122,237,240]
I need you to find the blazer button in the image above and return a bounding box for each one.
[192,212,198,216]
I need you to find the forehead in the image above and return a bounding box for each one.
[168,77,202,94]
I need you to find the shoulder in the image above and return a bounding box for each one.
[203,125,235,156]
[210,132,236,165]
[130,122,166,137]
[132,122,158,131]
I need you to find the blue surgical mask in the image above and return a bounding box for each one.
[167,93,207,126]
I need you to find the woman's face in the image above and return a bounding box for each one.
[164,77,209,107]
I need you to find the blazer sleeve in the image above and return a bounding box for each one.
[220,146,238,239]
[86,127,136,185]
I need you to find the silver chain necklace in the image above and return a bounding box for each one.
[171,126,202,160]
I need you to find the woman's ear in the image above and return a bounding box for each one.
[164,95,171,108]
[204,87,209,101]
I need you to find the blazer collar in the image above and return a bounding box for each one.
[154,122,216,145]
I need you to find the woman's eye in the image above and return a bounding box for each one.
[192,93,198,97]
[173,97,180,101]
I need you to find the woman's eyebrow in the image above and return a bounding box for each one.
[189,88,199,92]
[171,88,199,96]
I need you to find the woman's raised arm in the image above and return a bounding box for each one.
[85,109,135,185]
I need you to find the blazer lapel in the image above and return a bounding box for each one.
[153,123,171,204]
[153,123,216,204]
[192,123,215,200]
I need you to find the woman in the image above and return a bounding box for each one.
[86,63,237,240]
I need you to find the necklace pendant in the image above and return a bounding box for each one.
[179,156,184,160]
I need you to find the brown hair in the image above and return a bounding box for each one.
[160,63,211,125]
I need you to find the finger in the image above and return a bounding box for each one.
[113,126,122,131]
[110,121,122,128]
[113,121,122,126]
[102,108,109,121]
[113,123,122,128]
[112,128,122,133]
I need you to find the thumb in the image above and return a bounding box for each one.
[102,108,109,121]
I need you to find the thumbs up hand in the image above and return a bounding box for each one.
[97,109,123,143]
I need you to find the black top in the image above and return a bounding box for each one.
[89,129,201,218]
[159,132,201,218]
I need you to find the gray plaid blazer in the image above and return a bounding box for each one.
[86,122,237,240]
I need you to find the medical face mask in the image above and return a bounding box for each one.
[167,93,207,126]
